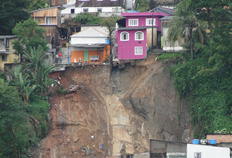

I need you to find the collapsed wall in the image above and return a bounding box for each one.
[37,57,191,158]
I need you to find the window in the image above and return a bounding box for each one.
[120,32,129,41]
[146,18,156,26]
[45,17,53,25]
[128,19,138,26]
[83,8,88,13]
[97,8,102,13]
[134,47,143,55]
[1,54,7,61]
[194,152,201,158]
[135,31,144,40]
[71,9,75,14]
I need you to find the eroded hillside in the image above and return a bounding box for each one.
[37,56,191,158]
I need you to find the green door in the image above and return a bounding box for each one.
[84,49,89,62]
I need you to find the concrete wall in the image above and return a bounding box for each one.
[147,28,157,48]
[0,53,19,71]
[187,144,230,158]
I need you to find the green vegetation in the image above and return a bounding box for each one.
[0,19,52,157]
[74,13,103,25]
[0,0,29,35]
[28,0,49,11]
[135,0,149,11]
[157,53,183,61]
[168,0,232,137]
[13,19,48,58]
[0,0,49,35]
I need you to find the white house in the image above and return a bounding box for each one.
[61,6,124,18]
[61,0,127,21]
[70,26,109,45]
[187,144,230,158]
[69,26,110,64]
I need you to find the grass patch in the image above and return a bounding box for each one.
[157,52,183,61]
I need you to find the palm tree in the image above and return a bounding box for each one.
[23,47,54,95]
[168,0,208,59]
[12,66,37,103]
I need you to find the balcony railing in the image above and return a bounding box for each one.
[0,47,9,54]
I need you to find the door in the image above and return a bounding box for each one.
[84,49,89,62]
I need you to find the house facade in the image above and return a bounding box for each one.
[61,0,125,19]
[70,26,110,64]
[116,27,147,60]
[187,144,230,158]
[115,11,170,60]
[0,36,20,71]
[31,7,61,49]
[150,139,230,158]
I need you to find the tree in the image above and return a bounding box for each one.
[0,79,36,158]
[170,0,232,137]
[12,19,53,96]
[12,67,37,104]
[28,0,49,11]
[0,0,30,35]
[13,19,48,60]
[135,0,149,11]
[23,47,54,95]
[74,13,102,25]
[168,0,208,59]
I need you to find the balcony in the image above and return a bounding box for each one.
[0,46,9,54]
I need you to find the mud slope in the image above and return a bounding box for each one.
[37,57,191,158]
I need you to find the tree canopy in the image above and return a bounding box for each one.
[0,18,52,157]
[0,0,29,35]
[135,0,149,11]
[13,18,48,58]
[168,0,232,137]
[74,13,103,25]
[0,0,49,35]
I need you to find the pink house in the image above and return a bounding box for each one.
[116,27,147,60]
[122,12,169,31]
[115,11,171,60]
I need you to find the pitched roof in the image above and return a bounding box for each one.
[150,7,174,15]
[160,15,173,21]
[121,12,170,17]
[71,26,109,38]
[76,0,125,7]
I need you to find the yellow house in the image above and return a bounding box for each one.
[0,35,20,71]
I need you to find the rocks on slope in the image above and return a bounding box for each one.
[37,57,191,158]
